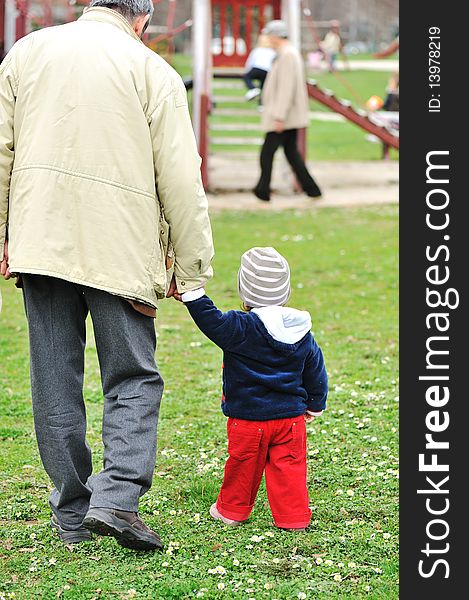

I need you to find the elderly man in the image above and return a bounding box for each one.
[0,0,214,550]
[253,20,322,202]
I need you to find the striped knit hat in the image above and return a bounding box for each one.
[237,247,291,308]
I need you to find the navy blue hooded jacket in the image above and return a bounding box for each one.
[185,295,328,421]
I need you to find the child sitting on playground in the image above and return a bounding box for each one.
[243,34,276,102]
[179,247,328,530]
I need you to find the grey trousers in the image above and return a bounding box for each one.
[22,274,163,530]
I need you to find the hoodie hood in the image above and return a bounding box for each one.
[252,306,312,345]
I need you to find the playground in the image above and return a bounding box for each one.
[1,1,399,598]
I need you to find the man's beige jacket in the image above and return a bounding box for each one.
[261,43,309,132]
[0,8,214,308]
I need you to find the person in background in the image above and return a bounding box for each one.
[254,20,322,202]
[178,247,328,530]
[0,0,214,551]
[320,20,346,72]
[374,36,399,111]
[243,34,276,102]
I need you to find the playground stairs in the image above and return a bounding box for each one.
[209,77,263,159]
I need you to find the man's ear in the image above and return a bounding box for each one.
[134,14,151,38]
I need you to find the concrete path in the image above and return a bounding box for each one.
[329,59,398,72]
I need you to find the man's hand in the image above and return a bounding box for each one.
[273,120,285,133]
[304,413,316,423]
[0,240,12,280]
[166,274,182,302]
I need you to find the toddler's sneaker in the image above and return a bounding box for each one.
[210,503,244,526]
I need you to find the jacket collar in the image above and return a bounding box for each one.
[78,7,142,44]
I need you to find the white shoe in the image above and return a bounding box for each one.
[209,503,244,526]
[245,88,261,101]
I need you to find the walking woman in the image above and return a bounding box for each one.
[254,20,322,202]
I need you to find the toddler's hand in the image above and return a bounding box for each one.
[304,413,316,423]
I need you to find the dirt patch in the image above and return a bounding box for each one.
[206,158,398,211]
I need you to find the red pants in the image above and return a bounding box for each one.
[216,416,312,529]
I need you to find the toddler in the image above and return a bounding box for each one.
[180,247,328,530]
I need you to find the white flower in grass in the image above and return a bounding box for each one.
[208,566,226,575]
[48,557,57,566]
[337,562,344,568]
[233,558,240,566]
[196,592,205,598]
[372,567,383,574]
[324,560,333,566]
[250,535,264,542]
[333,574,342,582]
[264,531,275,538]
[315,557,323,565]
[272,558,280,564]
[193,513,200,523]
[264,583,273,590]
[383,532,391,539]
[247,578,255,585]
[346,490,354,497]
[297,593,307,599]
[245,544,253,550]
[348,562,356,568]
[162,562,170,567]
[365,585,372,592]
[217,583,225,590]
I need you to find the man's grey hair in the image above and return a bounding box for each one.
[89,0,154,22]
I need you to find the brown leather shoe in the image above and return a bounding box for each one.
[83,508,162,551]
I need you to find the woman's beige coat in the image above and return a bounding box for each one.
[261,44,310,132]
[0,8,214,308]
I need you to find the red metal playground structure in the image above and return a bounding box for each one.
[1,0,399,189]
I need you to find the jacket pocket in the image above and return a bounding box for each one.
[151,208,174,298]
[159,211,175,292]
[228,421,263,461]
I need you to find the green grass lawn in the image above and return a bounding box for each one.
[0,206,398,599]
